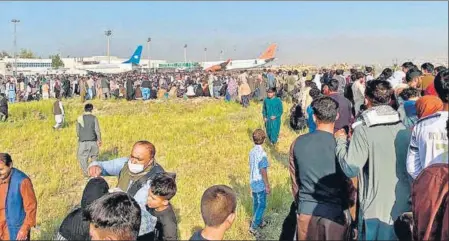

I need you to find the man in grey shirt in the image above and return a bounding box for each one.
[76,103,102,176]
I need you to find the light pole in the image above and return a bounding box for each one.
[11,19,20,76]
[105,30,112,64]
[204,48,207,62]
[184,44,187,63]
[220,50,223,61]
[147,37,151,73]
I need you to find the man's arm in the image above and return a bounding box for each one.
[89,157,128,177]
[59,102,64,115]
[289,140,299,200]
[335,126,369,178]
[259,156,270,194]
[406,127,421,179]
[18,178,37,236]
[94,117,102,143]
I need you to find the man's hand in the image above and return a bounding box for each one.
[97,141,102,148]
[334,129,347,139]
[265,185,271,195]
[16,229,28,241]
[88,165,102,177]
[270,116,276,120]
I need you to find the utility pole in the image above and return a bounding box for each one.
[204,48,207,62]
[147,37,151,73]
[184,44,187,63]
[220,50,223,61]
[11,19,20,76]
[105,30,112,64]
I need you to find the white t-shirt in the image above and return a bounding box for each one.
[407,111,448,179]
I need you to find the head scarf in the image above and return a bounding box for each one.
[416,95,444,119]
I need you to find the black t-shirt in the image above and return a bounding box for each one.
[189,230,208,241]
[147,204,178,241]
[292,130,350,224]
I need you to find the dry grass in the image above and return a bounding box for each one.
[0,97,305,240]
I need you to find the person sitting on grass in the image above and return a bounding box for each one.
[248,129,271,237]
[189,185,237,241]
[83,192,141,241]
[262,87,283,145]
[146,173,178,241]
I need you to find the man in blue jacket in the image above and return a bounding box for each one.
[0,153,37,240]
[87,140,164,239]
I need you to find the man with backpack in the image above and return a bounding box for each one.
[87,140,165,240]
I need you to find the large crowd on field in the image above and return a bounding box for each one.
[0,61,448,241]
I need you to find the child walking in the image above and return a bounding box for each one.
[248,129,270,237]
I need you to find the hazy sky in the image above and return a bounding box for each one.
[0,1,447,65]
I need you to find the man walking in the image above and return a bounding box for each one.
[76,103,101,176]
[0,153,37,241]
[101,76,110,100]
[53,97,65,130]
[0,93,8,122]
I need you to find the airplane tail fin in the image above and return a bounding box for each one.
[258,43,277,60]
[122,45,143,64]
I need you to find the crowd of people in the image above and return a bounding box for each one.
[0,60,448,241]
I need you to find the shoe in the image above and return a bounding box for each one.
[248,227,261,237]
[259,219,269,229]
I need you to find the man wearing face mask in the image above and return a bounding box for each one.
[86,141,165,239]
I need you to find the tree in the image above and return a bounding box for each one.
[19,49,36,58]
[0,51,11,59]
[51,54,65,69]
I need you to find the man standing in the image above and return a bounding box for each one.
[334,69,347,95]
[87,141,165,239]
[141,77,151,100]
[101,76,110,100]
[323,79,353,133]
[285,71,296,102]
[267,69,276,90]
[6,80,16,104]
[289,97,353,240]
[53,97,65,130]
[76,103,101,176]
[335,79,412,240]
[420,62,435,91]
[0,93,8,122]
[0,153,37,240]
[351,72,366,116]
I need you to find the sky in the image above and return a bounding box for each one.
[0,1,447,65]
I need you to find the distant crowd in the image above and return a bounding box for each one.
[1,61,448,241]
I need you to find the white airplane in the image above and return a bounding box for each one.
[76,46,143,74]
[201,43,277,72]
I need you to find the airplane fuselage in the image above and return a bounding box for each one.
[201,58,274,71]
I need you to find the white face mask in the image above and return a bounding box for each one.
[128,160,144,174]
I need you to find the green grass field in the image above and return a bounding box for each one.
[0,97,305,240]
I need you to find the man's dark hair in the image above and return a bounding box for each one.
[406,69,423,83]
[365,66,373,74]
[380,68,393,79]
[434,69,449,103]
[402,62,414,69]
[435,66,447,75]
[309,87,322,100]
[84,103,94,112]
[201,185,236,227]
[83,192,141,240]
[328,79,339,92]
[288,71,292,75]
[252,129,266,145]
[365,79,393,106]
[0,93,5,98]
[355,72,365,80]
[0,153,12,166]
[349,68,357,74]
[399,87,421,101]
[336,69,344,75]
[150,173,177,200]
[421,63,434,73]
[311,96,339,123]
[302,71,307,77]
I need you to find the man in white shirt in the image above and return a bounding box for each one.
[407,70,449,179]
[352,72,366,115]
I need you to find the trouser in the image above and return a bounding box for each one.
[0,112,7,122]
[251,191,267,229]
[77,141,99,176]
[9,91,15,103]
[213,86,221,98]
[54,114,64,129]
[279,201,297,241]
[42,93,49,100]
[88,88,93,100]
[102,88,110,99]
[297,214,348,240]
[142,88,151,100]
[241,95,250,108]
